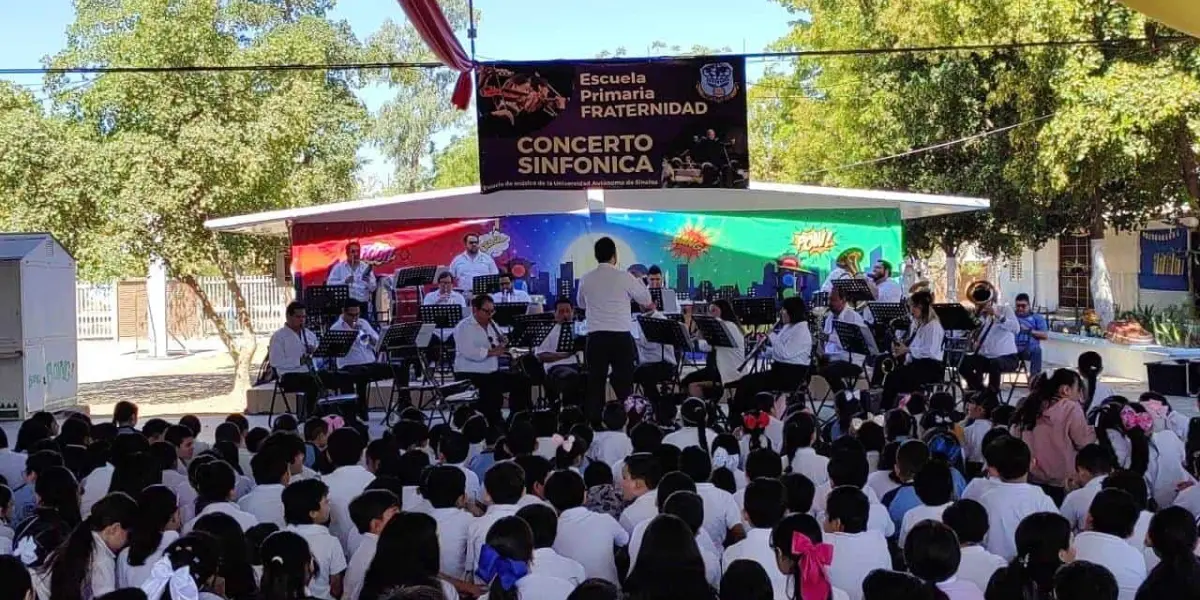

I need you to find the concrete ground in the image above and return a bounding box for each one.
[58,338,1199,442]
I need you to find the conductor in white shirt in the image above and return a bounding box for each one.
[453,294,532,430]
[329,301,393,420]
[492,271,532,304]
[869,260,903,303]
[536,298,584,407]
[449,233,498,295]
[325,241,376,319]
[958,285,1020,393]
[577,237,654,424]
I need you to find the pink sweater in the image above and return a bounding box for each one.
[1014,398,1096,487]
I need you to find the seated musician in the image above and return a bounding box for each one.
[491,270,532,304]
[817,288,878,392]
[879,290,945,409]
[329,300,393,420]
[680,299,745,400]
[632,307,677,421]
[453,294,532,429]
[870,260,903,302]
[267,301,324,417]
[733,296,812,420]
[958,284,1020,393]
[423,270,467,367]
[535,298,584,407]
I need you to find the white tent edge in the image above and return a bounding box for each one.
[204,181,989,236]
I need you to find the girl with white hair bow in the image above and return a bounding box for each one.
[140,533,223,600]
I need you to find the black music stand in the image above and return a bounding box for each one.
[831,278,874,305]
[555,323,579,354]
[732,297,777,327]
[515,320,556,350]
[308,330,358,418]
[473,274,501,296]
[638,316,690,365]
[304,285,349,333]
[557,278,574,303]
[932,303,977,332]
[867,301,908,347]
[378,322,425,423]
[493,302,530,328]
[692,315,739,350]
[395,266,438,289]
[650,288,665,312]
[419,305,464,380]
[832,321,876,363]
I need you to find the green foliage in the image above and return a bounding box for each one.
[754,0,1200,259]
[429,130,480,189]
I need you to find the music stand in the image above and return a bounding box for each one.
[554,323,579,354]
[638,316,690,363]
[514,319,555,349]
[932,303,977,332]
[557,278,574,303]
[493,302,530,328]
[394,266,438,289]
[692,315,739,350]
[831,279,874,305]
[473,274,501,296]
[303,285,349,332]
[832,321,876,362]
[867,301,908,347]
[732,297,777,327]
[419,305,464,330]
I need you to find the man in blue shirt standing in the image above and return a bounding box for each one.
[1014,293,1049,375]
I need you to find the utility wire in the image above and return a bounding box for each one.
[0,35,1186,76]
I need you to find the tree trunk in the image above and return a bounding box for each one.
[178,268,259,405]
[944,247,959,302]
[1089,207,1115,327]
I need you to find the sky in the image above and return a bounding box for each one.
[0,0,797,186]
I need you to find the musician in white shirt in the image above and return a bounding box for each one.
[680,299,745,399]
[491,270,532,304]
[453,294,532,430]
[537,299,583,406]
[268,301,324,417]
[325,241,376,316]
[423,270,468,368]
[870,260,903,302]
[958,285,1020,393]
[880,290,946,410]
[577,237,654,423]
[733,296,812,420]
[817,289,878,393]
[631,266,677,416]
[449,232,499,294]
[329,301,393,420]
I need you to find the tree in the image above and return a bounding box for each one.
[429,130,479,188]
[366,0,474,193]
[19,0,371,398]
[758,0,1200,319]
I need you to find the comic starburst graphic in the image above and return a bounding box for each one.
[667,223,714,262]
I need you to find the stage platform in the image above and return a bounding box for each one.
[1040,331,1200,383]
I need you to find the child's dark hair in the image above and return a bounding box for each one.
[272,413,299,433]
[1086,488,1138,538]
[513,455,552,496]
[516,503,559,549]
[483,461,526,505]
[827,444,869,488]
[1140,506,1200,597]
[193,459,237,513]
[1077,351,1103,410]
[258,530,311,600]
[904,521,958,600]
[244,523,279,568]
[504,421,537,456]
[349,490,399,535]
[781,473,815,514]
[1093,402,1151,476]
[833,390,863,439]
[584,461,613,489]
[553,434,588,470]
[438,430,470,464]
[601,401,628,432]
[679,397,711,453]
[895,439,930,481]
[281,479,328,525]
[544,469,587,513]
[746,447,783,480]
[162,532,222,596]
[43,492,138,600]
[126,485,179,567]
[654,444,682,473]
[623,452,663,490]
[862,569,930,600]
[884,409,917,441]
[783,412,817,459]
[965,390,1000,420]
[0,555,32,600]
[913,459,954,507]
[1013,368,1083,431]
[825,486,869,533]
[1101,469,1150,512]
[481,516,535,600]
[629,422,663,453]
[36,465,82,526]
[1074,443,1113,476]
[985,512,1070,600]
[986,435,1031,481]
[720,559,773,600]
[326,428,366,468]
[743,392,777,451]
[743,478,786,529]
[942,499,988,545]
[856,420,886,453]
[771,513,833,600]
[1053,560,1119,600]
[420,465,465,509]
[302,417,328,442]
[990,405,1016,427]
[678,446,712,484]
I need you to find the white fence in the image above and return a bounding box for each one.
[198,275,292,336]
[75,276,292,340]
[76,283,117,340]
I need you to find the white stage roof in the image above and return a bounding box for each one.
[205,182,989,236]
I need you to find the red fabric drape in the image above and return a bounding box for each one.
[397,0,474,110]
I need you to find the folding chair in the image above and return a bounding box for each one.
[1003,331,1033,405]
[267,377,296,427]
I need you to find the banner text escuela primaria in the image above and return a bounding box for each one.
[516,71,707,176]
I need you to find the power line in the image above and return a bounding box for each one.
[0,35,1186,76]
[798,113,1054,177]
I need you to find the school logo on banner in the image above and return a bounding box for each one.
[475,55,749,193]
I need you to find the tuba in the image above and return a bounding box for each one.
[836,247,865,278]
[965,281,997,352]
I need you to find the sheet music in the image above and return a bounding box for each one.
[416,323,436,348]
[662,289,681,314]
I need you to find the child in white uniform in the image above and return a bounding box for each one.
[515,504,587,586]
[282,479,345,600]
[117,486,181,589]
[422,465,477,581]
[478,515,574,600]
[823,487,891,600]
[341,490,400,600]
[977,437,1057,560]
[1071,489,1147,600]
[942,499,1006,593]
[545,470,628,584]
